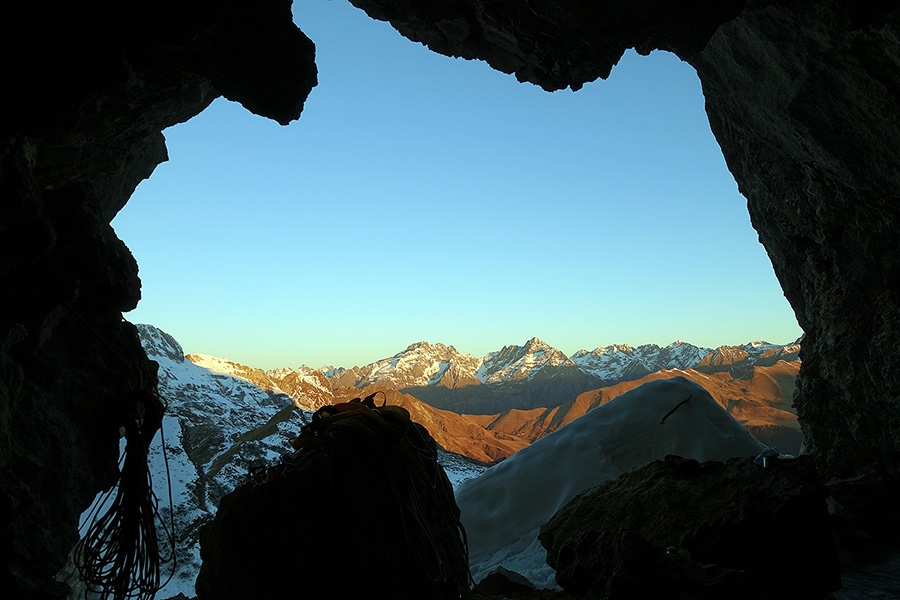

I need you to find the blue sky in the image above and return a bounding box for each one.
[113,1,802,370]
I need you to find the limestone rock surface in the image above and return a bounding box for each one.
[539,455,841,599]
[686,1,900,483]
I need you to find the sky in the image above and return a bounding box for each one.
[113,0,803,371]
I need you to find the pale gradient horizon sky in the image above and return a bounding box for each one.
[112,1,803,371]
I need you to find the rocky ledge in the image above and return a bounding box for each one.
[540,455,840,599]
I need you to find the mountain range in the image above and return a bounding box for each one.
[172,327,802,457]
[212,335,800,414]
[467,362,801,454]
[125,324,801,598]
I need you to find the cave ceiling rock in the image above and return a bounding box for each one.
[348,0,747,90]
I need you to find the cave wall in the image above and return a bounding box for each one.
[2,0,899,596]
[0,1,316,597]
[687,1,900,480]
[348,0,900,482]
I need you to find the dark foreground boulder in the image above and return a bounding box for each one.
[464,566,576,600]
[195,400,469,599]
[540,455,840,600]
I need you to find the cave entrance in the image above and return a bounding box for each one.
[111,1,800,371]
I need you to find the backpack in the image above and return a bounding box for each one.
[196,392,470,600]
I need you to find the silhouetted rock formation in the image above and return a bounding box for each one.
[1,1,315,597]
[686,1,900,484]
[540,456,841,599]
[348,0,746,91]
[196,403,468,600]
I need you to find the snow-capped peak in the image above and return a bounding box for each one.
[316,340,483,391]
[476,338,574,383]
[570,341,714,381]
[136,323,185,364]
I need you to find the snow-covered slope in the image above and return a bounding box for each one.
[455,376,768,589]
[176,354,334,413]
[131,325,310,598]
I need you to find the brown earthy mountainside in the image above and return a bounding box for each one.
[329,363,801,462]
[332,387,528,463]
[467,362,801,455]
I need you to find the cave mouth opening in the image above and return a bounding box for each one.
[112,2,801,372]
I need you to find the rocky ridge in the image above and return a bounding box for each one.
[260,336,800,415]
[322,341,482,390]
[570,340,712,382]
[477,337,579,383]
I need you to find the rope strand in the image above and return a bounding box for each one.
[74,389,175,600]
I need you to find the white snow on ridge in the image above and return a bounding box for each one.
[181,334,798,396]
[476,337,574,383]
[332,341,482,389]
[184,352,236,375]
[428,361,451,385]
[570,341,716,380]
[129,325,311,598]
[455,376,767,589]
